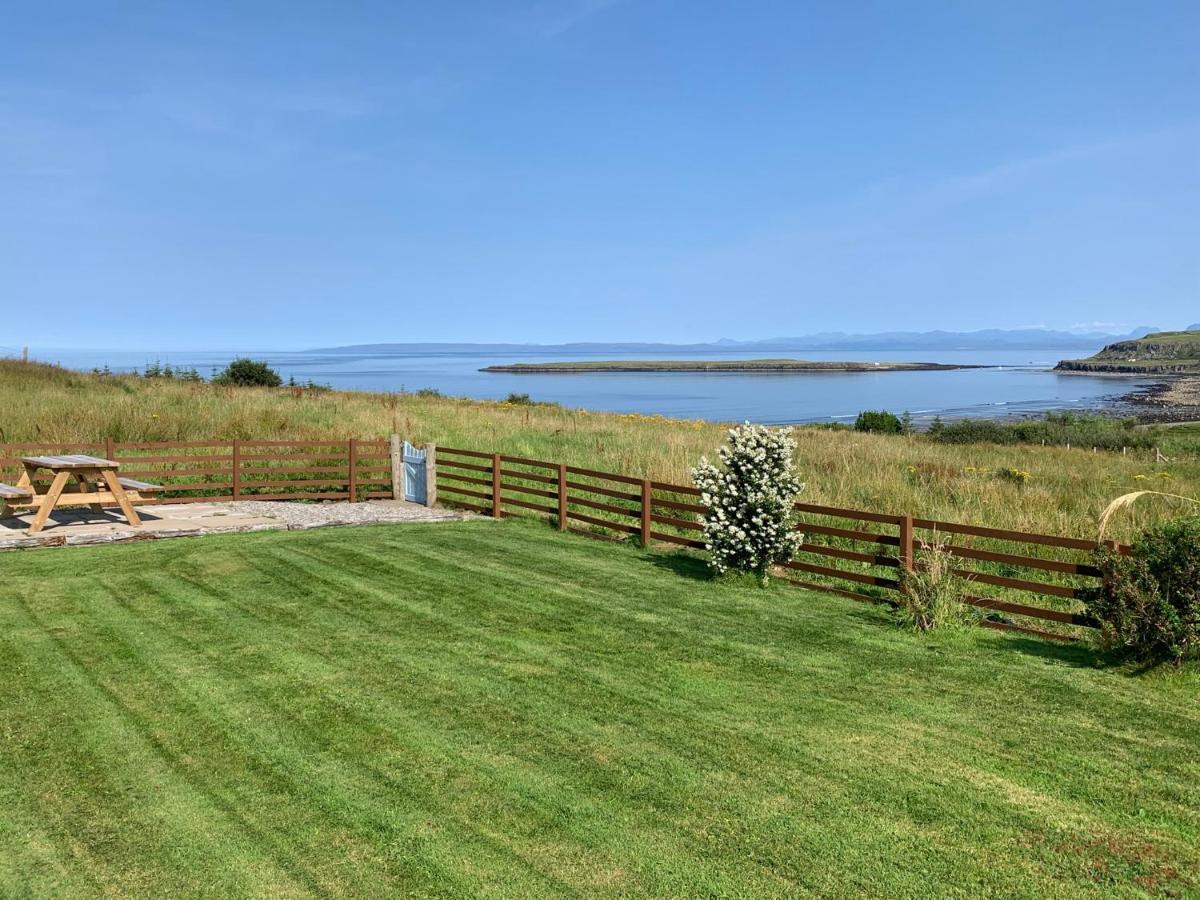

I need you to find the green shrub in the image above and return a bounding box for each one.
[854,410,904,435]
[212,359,282,387]
[895,541,977,631]
[504,392,533,405]
[929,413,1153,450]
[1082,515,1200,664]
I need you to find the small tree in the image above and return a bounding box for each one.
[212,358,282,387]
[854,410,904,434]
[691,423,804,585]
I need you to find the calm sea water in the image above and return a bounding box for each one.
[30,346,1152,425]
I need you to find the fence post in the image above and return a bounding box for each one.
[232,439,242,500]
[348,438,358,502]
[390,433,403,500]
[641,478,652,547]
[105,436,115,461]
[491,453,502,518]
[557,463,568,531]
[424,443,437,507]
[899,515,915,573]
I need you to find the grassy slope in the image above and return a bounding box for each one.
[1057,331,1200,373]
[1,519,1197,897]
[2,360,1198,542]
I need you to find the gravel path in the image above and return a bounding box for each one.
[221,500,465,529]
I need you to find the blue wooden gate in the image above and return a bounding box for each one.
[403,441,427,503]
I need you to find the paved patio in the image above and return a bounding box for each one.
[0,500,465,551]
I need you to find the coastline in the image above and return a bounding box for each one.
[1121,376,1200,423]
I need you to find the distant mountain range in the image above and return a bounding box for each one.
[315,326,1162,354]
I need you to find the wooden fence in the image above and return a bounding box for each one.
[435,445,1129,642]
[2,438,1129,642]
[0,439,394,503]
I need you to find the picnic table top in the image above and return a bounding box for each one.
[21,454,119,470]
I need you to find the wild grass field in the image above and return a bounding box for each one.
[2,519,1197,897]
[3,359,1198,543]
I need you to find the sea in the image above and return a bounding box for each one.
[28,345,1155,426]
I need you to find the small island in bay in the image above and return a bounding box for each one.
[482,359,988,374]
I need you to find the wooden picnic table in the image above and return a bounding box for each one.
[12,455,147,534]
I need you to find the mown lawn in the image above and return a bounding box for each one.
[1,520,1197,897]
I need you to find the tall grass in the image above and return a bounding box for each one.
[3,359,1198,542]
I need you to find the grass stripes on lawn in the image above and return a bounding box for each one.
[1,519,1197,897]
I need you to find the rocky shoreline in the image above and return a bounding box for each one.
[1121,376,1200,423]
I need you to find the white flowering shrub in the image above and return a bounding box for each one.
[691,423,804,584]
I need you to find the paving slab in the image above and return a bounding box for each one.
[0,500,466,551]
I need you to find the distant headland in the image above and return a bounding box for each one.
[1055,330,1200,375]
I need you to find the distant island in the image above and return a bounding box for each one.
[482,359,987,374]
[312,324,1160,355]
[1055,330,1200,375]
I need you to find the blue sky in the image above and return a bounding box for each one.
[2,1,1197,349]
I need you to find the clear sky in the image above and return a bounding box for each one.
[2,1,1197,349]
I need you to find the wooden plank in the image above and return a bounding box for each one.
[784,560,902,590]
[439,459,492,474]
[648,531,706,549]
[796,522,901,546]
[567,495,638,518]
[113,440,230,450]
[21,455,116,469]
[650,481,701,496]
[649,512,703,531]
[498,454,558,470]
[118,467,234,479]
[564,480,640,502]
[912,517,1099,552]
[439,484,493,502]
[438,446,493,459]
[28,471,71,534]
[566,510,640,534]
[113,454,235,465]
[565,465,643,486]
[653,497,707,514]
[950,569,1080,599]
[961,595,1089,626]
[798,543,901,567]
[116,477,163,492]
[100,469,142,527]
[934,543,1103,578]
[238,439,355,448]
[795,501,902,526]
[438,471,492,488]
[503,497,558,516]
[500,482,558,500]
[498,468,558,485]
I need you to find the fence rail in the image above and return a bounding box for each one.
[436,445,1128,642]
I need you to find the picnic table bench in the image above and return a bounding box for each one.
[0,455,162,534]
